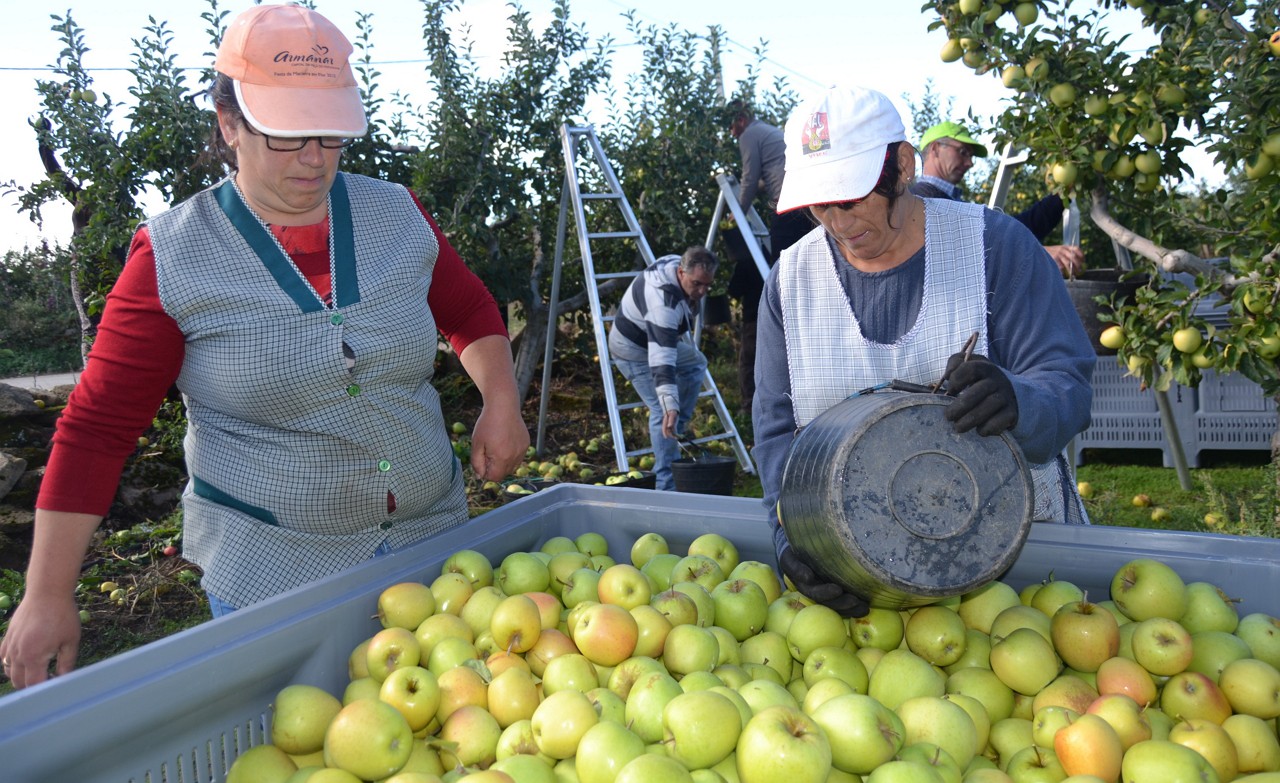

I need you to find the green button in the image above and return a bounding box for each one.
[379,520,393,530]
[330,313,344,325]
[346,384,361,397]
[378,459,391,472]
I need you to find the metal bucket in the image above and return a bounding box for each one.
[779,391,1033,609]
[1065,270,1148,355]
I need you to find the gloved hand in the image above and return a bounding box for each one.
[777,540,870,618]
[942,353,1018,437]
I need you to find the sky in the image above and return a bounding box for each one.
[0,0,1152,253]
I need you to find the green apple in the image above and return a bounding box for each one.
[687,532,740,576]
[940,38,964,63]
[575,531,609,558]
[737,678,799,715]
[728,560,783,604]
[630,532,670,569]
[944,628,993,674]
[439,704,502,768]
[1084,94,1110,116]
[1003,744,1067,782]
[671,582,716,627]
[489,754,556,783]
[1051,161,1078,187]
[541,535,579,555]
[1002,64,1026,89]
[414,612,473,663]
[904,605,968,667]
[1179,582,1239,635]
[377,581,438,631]
[662,623,720,677]
[801,645,869,693]
[272,684,342,756]
[1109,558,1188,621]
[1188,630,1253,683]
[342,676,380,706]
[1168,717,1239,783]
[546,551,594,598]
[787,603,849,662]
[765,592,810,637]
[625,670,684,743]
[498,551,552,595]
[1222,713,1280,775]
[1013,2,1038,25]
[379,665,442,733]
[946,666,1016,724]
[990,627,1061,696]
[802,677,855,714]
[631,604,674,659]
[1130,616,1194,676]
[868,649,946,710]
[490,593,543,654]
[987,717,1034,769]
[1244,151,1275,180]
[1120,739,1219,783]
[443,548,495,589]
[650,588,700,628]
[1048,83,1077,108]
[1219,657,1280,719]
[670,554,726,593]
[1160,670,1232,724]
[586,685,627,723]
[849,607,906,651]
[897,695,980,769]
[1084,693,1151,751]
[1171,327,1204,355]
[1098,326,1126,350]
[1031,673,1097,716]
[434,663,488,724]
[1051,600,1120,673]
[615,753,695,783]
[736,705,832,783]
[1235,612,1280,668]
[542,653,601,697]
[323,698,414,781]
[575,719,646,783]
[1031,703,1077,749]
[495,718,546,762]
[429,572,474,615]
[990,604,1052,644]
[226,744,297,783]
[532,689,599,759]
[366,626,421,683]
[958,581,1022,635]
[639,553,681,594]
[1030,579,1084,619]
[607,655,667,700]
[597,564,652,610]
[739,630,794,683]
[460,585,506,639]
[662,690,742,769]
[710,578,769,642]
[488,666,540,729]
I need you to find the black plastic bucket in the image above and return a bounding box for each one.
[671,456,737,495]
[1065,270,1148,355]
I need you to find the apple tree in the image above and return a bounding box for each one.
[925,0,1280,442]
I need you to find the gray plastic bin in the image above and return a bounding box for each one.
[1,483,1278,783]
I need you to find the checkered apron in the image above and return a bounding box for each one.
[150,173,467,607]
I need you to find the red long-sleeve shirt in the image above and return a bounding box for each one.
[39,192,506,516]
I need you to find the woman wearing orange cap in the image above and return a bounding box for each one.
[0,4,528,689]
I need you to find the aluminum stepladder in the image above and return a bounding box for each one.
[535,124,755,476]
[705,172,771,291]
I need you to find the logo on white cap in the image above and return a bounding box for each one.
[803,112,830,155]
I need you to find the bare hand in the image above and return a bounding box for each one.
[468,403,530,481]
[0,592,81,689]
[661,409,679,440]
[1045,245,1085,277]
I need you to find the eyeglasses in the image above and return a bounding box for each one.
[241,122,355,152]
[935,140,974,160]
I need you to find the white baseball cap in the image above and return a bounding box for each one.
[776,86,907,213]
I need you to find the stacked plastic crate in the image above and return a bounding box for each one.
[1076,272,1275,466]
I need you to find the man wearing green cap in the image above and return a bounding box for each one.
[912,121,1083,276]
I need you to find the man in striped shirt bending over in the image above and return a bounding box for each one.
[607,247,719,491]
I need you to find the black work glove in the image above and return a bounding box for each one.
[942,353,1019,437]
[776,538,870,618]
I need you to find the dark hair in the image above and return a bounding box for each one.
[724,99,753,128]
[804,141,910,229]
[201,73,243,171]
[680,245,718,275]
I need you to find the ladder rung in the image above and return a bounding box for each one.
[593,271,640,281]
[617,401,646,411]
[581,193,621,200]
[586,231,639,240]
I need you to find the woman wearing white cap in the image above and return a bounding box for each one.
[0,4,528,688]
[752,85,1095,616]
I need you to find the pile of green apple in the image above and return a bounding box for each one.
[225,531,1280,783]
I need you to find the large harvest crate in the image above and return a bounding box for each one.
[2,485,1279,783]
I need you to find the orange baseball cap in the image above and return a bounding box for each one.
[215,4,367,138]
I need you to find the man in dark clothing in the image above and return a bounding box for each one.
[911,121,1084,277]
[726,101,813,411]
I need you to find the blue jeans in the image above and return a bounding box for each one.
[206,539,395,618]
[615,343,707,491]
